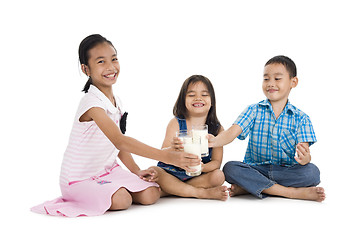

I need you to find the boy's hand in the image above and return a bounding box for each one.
[137,168,158,182]
[294,143,311,165]
[207,134,216,148]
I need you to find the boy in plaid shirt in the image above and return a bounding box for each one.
[209,55,325,201]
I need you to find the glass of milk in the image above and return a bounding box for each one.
[192,124,209,157]
[176,130,193,146]
[176,130,202,176]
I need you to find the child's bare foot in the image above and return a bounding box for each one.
[229,184,248,197]
[289,187,326,202]
[198,186,229,201]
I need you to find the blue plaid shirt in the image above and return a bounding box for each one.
[234,100,317,166]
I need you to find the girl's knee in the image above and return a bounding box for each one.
[208,169,225,187]
[137,187,160,205]
[110,188,132,211]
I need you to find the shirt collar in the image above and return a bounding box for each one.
[88,85,120,114]
[259,99,296,115]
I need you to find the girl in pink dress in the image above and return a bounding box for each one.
[31,34,200,217]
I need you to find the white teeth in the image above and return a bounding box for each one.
[193,103,204,107]
[105,73,116,78]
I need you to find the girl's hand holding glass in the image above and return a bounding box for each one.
[163,147,201,171]
[172,136,184,151]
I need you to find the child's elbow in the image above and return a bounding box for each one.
[113,134,128,152]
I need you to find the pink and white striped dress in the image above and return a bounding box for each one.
[31,85,158,217]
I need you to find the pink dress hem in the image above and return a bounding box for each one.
[31,165,158,217]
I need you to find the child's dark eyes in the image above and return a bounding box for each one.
[187,94,209,98]
[97,58,118,64]
[263,78,281,81]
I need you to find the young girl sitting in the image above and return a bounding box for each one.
[31,34,200,217]
[151,75,228,201]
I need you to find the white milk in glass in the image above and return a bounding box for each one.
[176,130,202,176]
[192,124,209,157]
[183,139,202,176]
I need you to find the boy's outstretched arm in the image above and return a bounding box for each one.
[208,124,243,148]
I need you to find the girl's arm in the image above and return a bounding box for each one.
[161,118,179,149]
[84,107,200,168]
[208,124,243,148]
[202,126,224,173]
[117,150,157,182]
[117,150,140,174]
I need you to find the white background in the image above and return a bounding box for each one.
[1,0,360,239]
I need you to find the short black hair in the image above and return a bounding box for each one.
[265,55,297,78]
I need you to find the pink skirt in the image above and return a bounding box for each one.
[31,165,158,217]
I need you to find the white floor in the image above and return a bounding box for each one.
[6,181,356,240]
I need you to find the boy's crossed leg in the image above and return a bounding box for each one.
[223,161,325,202]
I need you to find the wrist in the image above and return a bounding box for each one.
[159,148,172,164]
[132,168,141,175]
[212,137,221,148]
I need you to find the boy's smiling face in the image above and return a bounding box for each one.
[262,63,298,105]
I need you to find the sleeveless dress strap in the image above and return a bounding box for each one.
[176,117,187,131]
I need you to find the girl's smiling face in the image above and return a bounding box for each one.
[83,42,120,89]
[185,81,212,117]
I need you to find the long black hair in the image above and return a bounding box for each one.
[173,75,221,136]
[78,34,116,93]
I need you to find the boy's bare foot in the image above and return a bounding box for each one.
[228,184,248,197]
[198,186,229,201]
[289,187,326,202]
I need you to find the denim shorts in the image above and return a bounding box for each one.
[157,162,193,182]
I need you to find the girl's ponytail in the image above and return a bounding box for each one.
[82,77,92,93]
